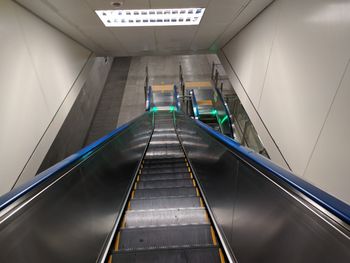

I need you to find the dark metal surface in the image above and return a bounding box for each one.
[0,113,153,263]
[112,246,222,263]
[175,112,350,263]
[118,224,213,250]
[134,187,197,199]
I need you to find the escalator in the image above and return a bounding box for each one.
[110,112,225,262]
[0,81,349,262]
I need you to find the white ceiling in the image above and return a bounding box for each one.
[15,0,273,56]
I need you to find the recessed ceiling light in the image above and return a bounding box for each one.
[95,8,206,27]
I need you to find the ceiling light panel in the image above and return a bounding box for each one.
[95,8,206,27]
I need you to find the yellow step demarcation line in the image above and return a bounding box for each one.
[114,232,121,251]
[112,159,144,253]
[210,226,218,245]
[219,248,226,263]
[187,162,225,263]
[152,84,174,93]
[185,81,212,89]
[197,100,213,106]
[111,154,225,261]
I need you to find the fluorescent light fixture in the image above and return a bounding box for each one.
[95,8,206,27]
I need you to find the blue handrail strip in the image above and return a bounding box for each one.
[214,85,234,137]
[195,119,350,224]
[0,114,146,211]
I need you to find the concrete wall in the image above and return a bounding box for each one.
[0,0,92,195]
[84,57,131,145]
[221,0,350,204]
[38,57,113,173]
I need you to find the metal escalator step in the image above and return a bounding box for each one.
[137,179,193,189]
[150,140,179,146]
[130,196,201,210]
[112,246,222,263]
[117,224,213,251]
[151,133,178,139]
[133,187,197,199]
[153,128,175,133]
[143,158,185,164]
[145,153,185,159]
[146,145,183,152]
[142,167,189,174]
[140,172,190,181]
[124,207,208,228]
[142,162,187,169]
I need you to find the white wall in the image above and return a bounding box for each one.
[0,0,92,195]
[222,0,350,204]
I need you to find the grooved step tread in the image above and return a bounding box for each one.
[143,158,186,164]
[124,207,208,228]
[142,167,189,175]
[143,162,187,169]
[133,187,197,199]
[130,196,201,210]
[137,179,194,189]
[140,173,191,181]
[112,246,222,263]
[117,224,213,251]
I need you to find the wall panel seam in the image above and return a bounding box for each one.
[12,52,93,190]
[257,9,280,110]
[219,49,291,170]
[302,58,350,179]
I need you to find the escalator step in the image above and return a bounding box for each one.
[130,196,201,210]
[153,128,175,133]
[137,179,194,189]
[150,140,180,146]
[112,246,222,263]
[133,187,197,199]
[124,207,208,228]
[143,162,187,169]
[117,224,213,251]
[147,145,183,151]
[151,133,178,140]
[143,158,185,164]
[145,153,185,159]
[140,172,190,181]
[142,167,189,174]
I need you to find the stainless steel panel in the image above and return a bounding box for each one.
[175,112,350,262]
[111,246,222,263]
[0,113,153,263]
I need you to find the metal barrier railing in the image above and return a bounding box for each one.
[211,62,269,158]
